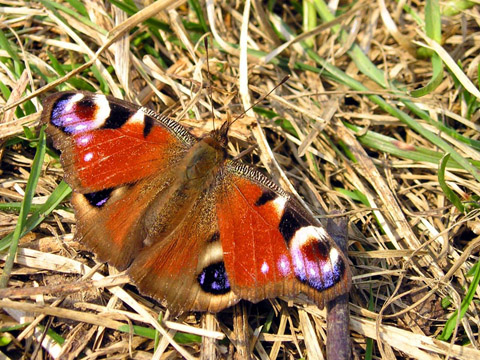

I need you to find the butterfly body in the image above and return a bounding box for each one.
[41,91,351,313]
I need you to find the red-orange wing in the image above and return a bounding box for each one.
[41,91,195,192]
[127,193,240,314]
[216,161,351,308]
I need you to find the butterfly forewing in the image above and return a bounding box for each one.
[41,91,194,192]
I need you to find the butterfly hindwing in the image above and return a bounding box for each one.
[127,189,240,313]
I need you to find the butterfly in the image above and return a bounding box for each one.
[41,91,351,313]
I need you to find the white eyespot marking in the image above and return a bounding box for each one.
[75,124,87,132]
[65,93,85,112]
[92,94,110,127]
[128,109,145,124]
[198,241,224,270]
[277,254,291,276]
[84,152,93,162]
[289,226,318,280]
[66,94,110,133]
[290,226,322,247]
[261,261,269,275]
[273,196,287,215]
[315,225,328,240]
[329,247,340,265]
[287,225,343,290]
[78,134,92,146]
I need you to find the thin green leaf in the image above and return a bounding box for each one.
[412,0,443,94]
[117,324,201,344]
[441,296,453,309]
[466,261,480,277]
[0,127,46,288]
[108,0,170,31]
[438,153,465,212]
[335,188,369,205]
[345,123,480,169]
[40,0,106,35]
[154,312,163,351]
[0,29,22,65]
[36,325,66,345]
[47,51,66,76]
[425,0,442,43]
[65,0,88,16]
[411,53,444,97]
[438,260,480,340]
[0,181,72,252]
[0,323,29,332]
[188,0,209,33]
[442,0,475,16]
[87,61,109,94]
[303,0,317,47]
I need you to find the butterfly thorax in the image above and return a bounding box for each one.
[143,135,227,244]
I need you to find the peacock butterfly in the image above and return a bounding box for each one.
[41,91,351,313]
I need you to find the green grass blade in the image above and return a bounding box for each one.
[425,0,442,42]
[107,0,170,31]
[0,29,21,64]
[188,0,209,33]
[40,0,106,35]
[411,53,443,97]
[0,28,24,77]
[442,0,476,16]
[65,0,88,17]
[0,126,46,288]
[438,154,465,213]
[437,260,480,340]
[0,181,72,252]
[412,0,443,96]
[117,324,201,344]
[303,0,317,47]
[345,123,480,169]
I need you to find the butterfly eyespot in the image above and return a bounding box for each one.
[83,188,113,208]
[289,226,346,291]
[197,261,231,295]
[77,97,95,110]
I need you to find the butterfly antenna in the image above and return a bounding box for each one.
[204,37,216,130]
[230,75,290,127]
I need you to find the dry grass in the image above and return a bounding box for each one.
[1,0,480,359]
